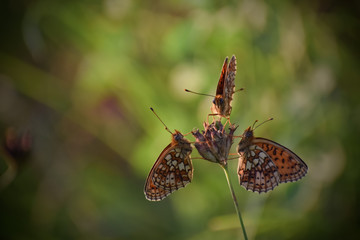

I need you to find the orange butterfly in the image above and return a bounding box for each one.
[184,55,238,119]
[144,108,193,201]
[211,55,237,118]
[237,121,308,193]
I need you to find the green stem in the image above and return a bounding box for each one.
[221,164,248,240]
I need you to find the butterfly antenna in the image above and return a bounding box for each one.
[251,120,259,130]
[184,89,215,98]
[235,87,244,93]
[150,107,173,134]
[253,117,274,131]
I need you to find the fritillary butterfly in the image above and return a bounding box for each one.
[237,122,308,193]
[211,55,237,118]
[144,108,193,201]
[184,55,239,120]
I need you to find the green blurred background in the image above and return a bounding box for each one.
[0,0,359,239]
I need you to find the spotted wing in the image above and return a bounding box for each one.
[223,55,236,116]
[144,174,172,201]
[253,138,308,183]
[144,143,193,201]
[238,144,280,193]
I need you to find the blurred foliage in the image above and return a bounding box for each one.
[0,0,359,239]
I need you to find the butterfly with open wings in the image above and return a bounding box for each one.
[237,123,308,193]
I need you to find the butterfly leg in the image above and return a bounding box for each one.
[223,117,230,129]
[220,116,232,132]
[207,113,218,123]
[183,131,193,137]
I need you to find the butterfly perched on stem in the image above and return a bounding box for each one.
[237,120,308,193]
[211,55,237,118]
[144,108,193,201]
[184,55,240,121]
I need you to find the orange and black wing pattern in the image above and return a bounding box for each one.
[144,136,193,201]
[212,55,237,117]
[237,128,307,193]
[253,138,308,183]
[215,57,228,96]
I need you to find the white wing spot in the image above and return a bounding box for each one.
[259,152,267,159]
[274,171,280,182]
[172,160,178,166]
[246,161,252,170]
[178,162,185,171]
[165,155,172,161]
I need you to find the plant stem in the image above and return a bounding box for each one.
[221,164,248,240]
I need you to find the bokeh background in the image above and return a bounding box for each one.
[0,0,359,239]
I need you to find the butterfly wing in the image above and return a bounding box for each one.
[215,57,229,96]
[238,144,281,193]
[144,173,172,201]
[238,138,307,193]
[223,55,236,116]
[212,56,237,117]
[253,138,308,183]
[144,143,193,201]
[211,57,229,116]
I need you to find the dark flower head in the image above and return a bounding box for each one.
[192,120,238,165]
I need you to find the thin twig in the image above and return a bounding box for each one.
[221,164,248,240]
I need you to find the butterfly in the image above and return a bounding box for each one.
[144,108,193,201]
[211,55,237,118]
[237,122,308,193]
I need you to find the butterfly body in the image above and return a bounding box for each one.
[237,127,308,193]
[144,130,193,201]
[211,55,237,118]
